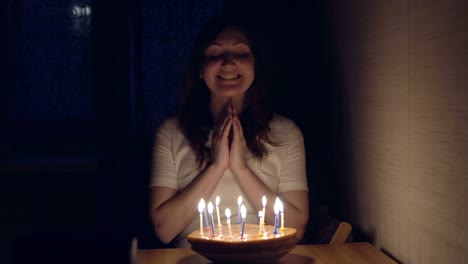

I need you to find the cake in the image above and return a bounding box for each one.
[188,223,297,263]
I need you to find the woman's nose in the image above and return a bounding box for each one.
[221,53,235,68]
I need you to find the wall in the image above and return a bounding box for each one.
[331,0,468,263]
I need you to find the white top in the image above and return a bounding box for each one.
[150,114,308,247]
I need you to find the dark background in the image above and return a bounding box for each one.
[1,1,340,263]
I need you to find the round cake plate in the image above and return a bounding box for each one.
[193,245,296,263]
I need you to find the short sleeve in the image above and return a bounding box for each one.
[277,120,308,193]
[149,118,178,190]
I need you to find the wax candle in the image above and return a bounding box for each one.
[225,208,232,238]
[275,197,281,228]
[278,199,284,230]
[262,195,267,225]
[198,199,204,234]
[200,198,209,230]
[237,196,243,224]
[273,198,279,235]
[215,196,221,227]
[240,204,246,238]
[200,198,210,230]
[258,211,264,235]
[208,201,216,236]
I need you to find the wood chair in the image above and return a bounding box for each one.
[329,221,353,244]
[305,204,353,244]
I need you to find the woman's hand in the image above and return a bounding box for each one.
[211,105,233,172]
[229,106,248,174]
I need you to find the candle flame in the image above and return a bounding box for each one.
[258,211,263,218]
[225,208,231,218]
[208,201,214,214]
[278,199,284,212]
[241,204,247,219]
[237,196,243,206]
[198,199,205,213]
[274,199,280,214]
[216,196,220,206]
[262,195,267,207]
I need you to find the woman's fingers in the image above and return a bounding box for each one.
[213,106,232,145]
[228,112,247,173]
[232,112,244,141]
[221,115,233,140]
[231,114,246,150]
[215,112,226,136]
[215,104,232,136]
[212,113,232,171]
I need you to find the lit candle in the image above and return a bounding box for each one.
[262,195,267,225]
[237,196,243,224]
[215,196,221,227]
[198,199,204,234]
[225,208,232,238]
[200,198,209,230]
[273,198,280,235]
[240,204,247,238]
[208,201,216,236]
[278,198,284,230]
[258,211,264,235]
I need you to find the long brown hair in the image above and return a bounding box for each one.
[178,15,274,169]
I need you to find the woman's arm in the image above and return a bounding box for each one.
[229,113,309,240]
[150,113,233,244]
[149,164,225,244]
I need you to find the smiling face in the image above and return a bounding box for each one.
[201,25,255,102]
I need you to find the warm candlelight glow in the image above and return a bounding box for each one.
[215,196,221,227]
[208,201,214,214]
[225,208,232,238]
[208,201,215,236]
[258,211,264,235]
[262,195,267,225]
[237,196,243,224]
[201,198,209,230]
[240,204,247,238]
[274,199,280,214]
[273,198,280,234]
[238,196,243,206]
[198,199,204,234]
[198,199,205,213]
[278,199,284,230]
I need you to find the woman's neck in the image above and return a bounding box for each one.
[210,95,244,123]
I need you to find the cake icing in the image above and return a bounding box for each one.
[188,223,297,257]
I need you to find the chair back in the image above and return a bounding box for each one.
[329,221,352,244]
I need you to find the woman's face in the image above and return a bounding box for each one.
[201,26,255,101]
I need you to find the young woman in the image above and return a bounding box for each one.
[149,16,309,248]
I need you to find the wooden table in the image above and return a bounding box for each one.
[137,242,397,264]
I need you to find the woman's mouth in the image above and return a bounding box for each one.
[217,74,241,80]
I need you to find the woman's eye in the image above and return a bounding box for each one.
[204,51,252,62]
[235,53,250,58]
[205,54,222,60]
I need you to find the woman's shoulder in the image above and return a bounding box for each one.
[268,114,303,142]
[161,116,179,126]
[270,114,300,131]
[156,116,181,133]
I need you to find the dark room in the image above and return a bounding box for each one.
[2,1,467,263]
